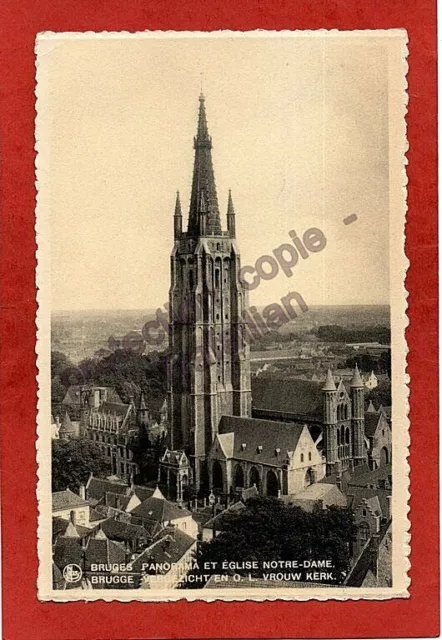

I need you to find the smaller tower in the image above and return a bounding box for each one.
[350,364,366,466]
[227,189,236,238]
[322,369,338,475]
[174,191,182,240]
[137,392,150,429]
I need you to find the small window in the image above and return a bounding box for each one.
[257,445,263,453]
[308,452,312,461]
[362,508,367,516]
[300,453,304,463]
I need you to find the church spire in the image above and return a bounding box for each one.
[227,189,236,238]
[174,190,182,239]
[187,94,222,236]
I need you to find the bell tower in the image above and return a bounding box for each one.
[167,94,251,490]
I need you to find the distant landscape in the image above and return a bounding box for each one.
[52,305,390,364]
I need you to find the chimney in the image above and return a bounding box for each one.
[79,485,86,500]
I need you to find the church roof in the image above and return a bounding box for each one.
[364,412,389,438]
[218,416,304,466]
[251,377,323,421]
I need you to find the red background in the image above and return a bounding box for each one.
[0,0,438,638]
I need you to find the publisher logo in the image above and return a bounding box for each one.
[63,564,83,584]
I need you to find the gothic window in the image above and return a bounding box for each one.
[308,452,312,461]
[215,269,220,289]
[189,270,194,290]
[337,430,341,446]
[345,427,350,444]
[233,464,244,489]
[300,453,304,463]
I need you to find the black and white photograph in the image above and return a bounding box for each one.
[35,30,409,600]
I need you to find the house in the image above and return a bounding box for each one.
[364,411,392,469]
[130,495,198,539]
[131,527,197,589]
[52,489,90,526]
[288,482,347,512]
[202,500,247,542]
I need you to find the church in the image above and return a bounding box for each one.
[161,94,386,499]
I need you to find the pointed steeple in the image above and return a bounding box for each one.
[139,392,147,410]
[350,364,364,388]
[322,369,336,391]
[174,191,182,239]
[227,189,236,238]
[188,94,222,237]
[366,400,376,413]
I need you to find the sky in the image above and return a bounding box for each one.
[36,32,405,311]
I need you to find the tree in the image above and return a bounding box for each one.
[189,497,356,587]
[51,351,74,379]
[52,438,112,492]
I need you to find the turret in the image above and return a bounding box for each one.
[350,363,364,420]
[322,369,338,474]
[174,191,182,239]
[350,364,366,465]
[137,392,150,428]
[227,189,236,238]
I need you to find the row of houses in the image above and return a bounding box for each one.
[52,475,198,590]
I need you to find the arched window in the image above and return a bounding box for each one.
[212,461,223,491]
[300,453,304,463]
[215,269,220,289]
[188,270,194,290]
[233,464,244,489]
[337,430,341,446]
[308,452,312,461]
[345,427,350,444]
[266,470,279,497]
[249,466,261,491]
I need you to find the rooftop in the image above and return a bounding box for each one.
[52,489,89,512]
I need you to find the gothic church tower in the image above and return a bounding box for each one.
[168,94,251,489]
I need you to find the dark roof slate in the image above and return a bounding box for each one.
[52,489,89,512]
[130,497,191,524]
[218,416,304,465]
[251,377,323,420]
[131,527,195,574]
